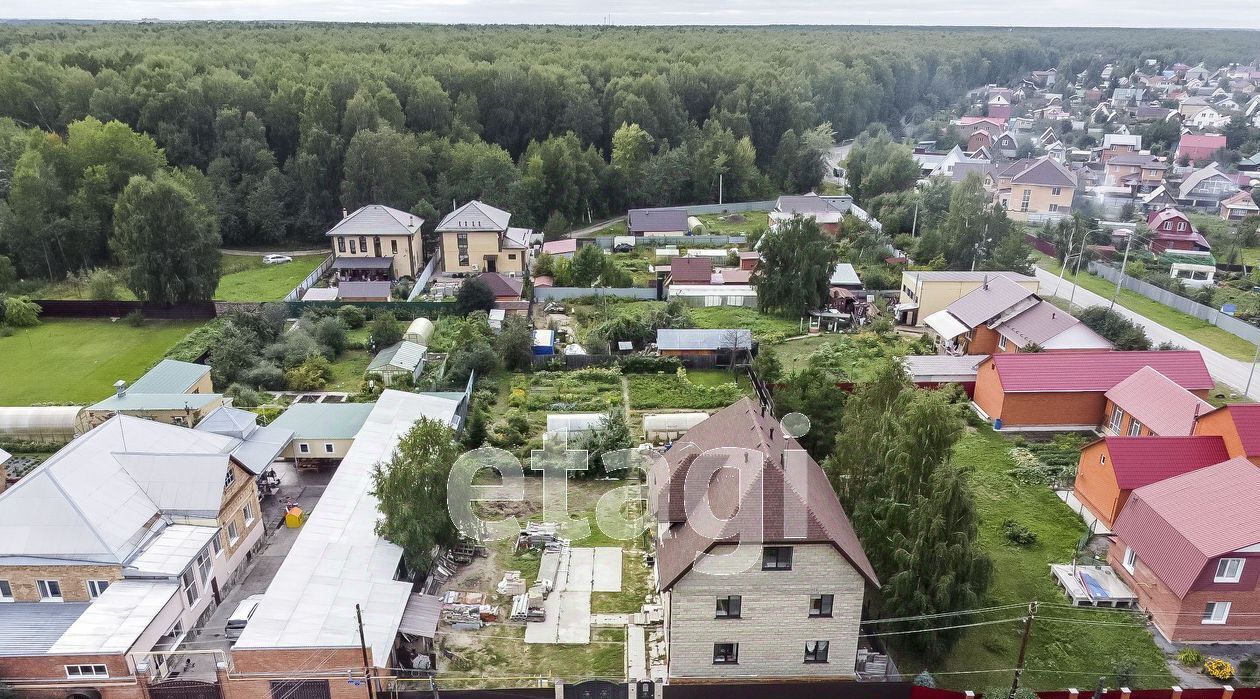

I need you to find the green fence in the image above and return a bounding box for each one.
[285,300,457,319]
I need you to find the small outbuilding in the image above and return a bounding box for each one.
[404,317,435,346]
[546,413,606,440]
[367,341,427,386]
[643,412,709,442]
[532,330,556,356]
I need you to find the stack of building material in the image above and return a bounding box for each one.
[496,571,526,596]
[517,522,562,550]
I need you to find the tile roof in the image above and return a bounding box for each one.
[943,275,1036,328]
[1195,404,1260,456]
[669,257,713,285]
[435,200,511,232]
[326,205,422,238]
[984,351,1213,393]
[1112,457,1260,598]
[628,207,689,233]
[652,398,876,590]
[477,272,524,298]
[1105,366,1213,436]
[128,359,211,394]
[1100,436,1230,489]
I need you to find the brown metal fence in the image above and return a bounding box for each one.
[30,299,218,319]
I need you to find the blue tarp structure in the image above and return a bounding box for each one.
[532,329,556,356]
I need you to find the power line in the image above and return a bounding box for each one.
[860,616,1028,638]
[864,603,1031,625]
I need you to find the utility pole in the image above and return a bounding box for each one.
[1054,225,1077,296]
[355,604,376,699]
[1067,249,1085,312]
[1110,232,1135,312]
[1245,342,1260,399]
[718,173,724,205]
[1008,601,1039,699]
[911,199,920,238]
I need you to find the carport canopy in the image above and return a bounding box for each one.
[332,257,394,270]
[924,310,970,341]
[397,593,442,638]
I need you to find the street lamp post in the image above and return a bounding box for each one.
[1245,343,1260,399]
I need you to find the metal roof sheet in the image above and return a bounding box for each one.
[326,205,422,238]
[477,272,524,298]
[1101,436,1230,489]
[195,405,259,440]
[128,360,211,395]
[986,351,1213,393]
[435,200,511,232]
[944,276,1036,328]
[1113,458,1260,598]
[48,580,179,654]
[923,310,970,341]
[669,257,713,284]
[1105,366,1213,436]
[901,355,984,379]
[0,601,89,656]
[1201,404,1260,455]
[233,391,450,666]
[125,524,217,576]
[656,329,752,351]
[905,270,1037,284]
[337,281,392,300]
[993,301,1104,349]
[302,287,339,301]
[331,256,395,270]
[829,263,862,287]
[628,207,689,232]
[397,593,442,638]
[114,453,230,517]
[368,341,426,373]
[90,392,223,412]
[268,403,375,440]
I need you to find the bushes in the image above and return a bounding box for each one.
[1177,648,1204,667]
[86,268,121,300]
[123,309,146,327]
[338,305,367,329]
[2,296,41,327]
[370,311,403,347]
[312,316,348,355]
[284,355,333,390]
[1238,657,1257,686]
[627,369,744,409]
[1076,306,1151,351]
[1001,519,1038,546]
[619,355,682,373]
[1204,657,1234,682]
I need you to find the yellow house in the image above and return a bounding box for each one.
[437,200,531,274]
[267,402,376,463]
[989,156,1077,221]
[896,270,1039,326]
[83,359,225,429]
[327,205,426,280]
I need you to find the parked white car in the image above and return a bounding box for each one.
[262,254,293,265]
[225,594,267,642]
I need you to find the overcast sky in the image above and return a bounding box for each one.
[8,0,1260,28]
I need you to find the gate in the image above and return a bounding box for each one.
[269,680,332,699]
[564,679,628,699]
[147,679,222,699]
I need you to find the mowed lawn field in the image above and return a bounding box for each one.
[0,319,202,405]
[214,254,326,301]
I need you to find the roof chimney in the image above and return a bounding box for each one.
[114,380,127,398]
[342,208,348,219]
[983,274,989,290]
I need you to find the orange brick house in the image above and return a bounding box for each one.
[1073,436,1229,529]
[1100,366,1213,437]
[972,351,1213,430]
[1193,404,1260,466]
[1110,458,1260,642]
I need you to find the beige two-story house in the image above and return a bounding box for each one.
[327,205,426,281]
[650,398,878,681]
[991,156,1077,221]
[436,200,530,274]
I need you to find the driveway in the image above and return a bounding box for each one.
[1034,266,1260,400]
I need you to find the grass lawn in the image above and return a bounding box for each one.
[770,331,918,379]
[437,625,625,688]
[325,349,370,392]
[696,211,770,235]
[27,270,138,301]
[214,253,326,301]
[0,319,202,405]
[626,371,746,409]
[688,306,802,342]
[1035,253,1258,361]
[900,427,1171,689]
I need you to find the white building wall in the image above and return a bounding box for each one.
[665,543,866,679]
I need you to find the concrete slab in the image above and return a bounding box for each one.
[568,547,595,592]
[627,623,648,681]
[592,547,622,592]
[555,591,591,644]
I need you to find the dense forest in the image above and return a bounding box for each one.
[0,23,1256,280]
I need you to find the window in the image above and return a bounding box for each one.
[227,521,240,546]
[37,579,62,601]
[359,236,368,252]
[65,665,109,679]
[508,253,516,260]
[809,594,834,618]
[224,468,236,489]
[299,443,310,454]
[1048,204,1059,213]
[1202,601,1231,624]
[349,239,357,254]
[337,237,346,253]
[1127,419,1143,436]
[715,595,741,619]
[1215,558,1245,583]
[391,240,398,254]
[212,530,223,556]
[762,546,793,571]
[181,569,199,606]
[1051,187,1062,196]
[244,502,256,526]
[997,335,1008,351]
[324,443,334,453]
[1122,547,1137,574]
[1109,406,1125,431]
[712,642,739,664]
[804,640,829,663]
[87,580,110,599]
[457,233,470,267]
[0,580,12,601]
[1176,221,1187,231]
[1020,189,1031,212]
[195,551,212,587]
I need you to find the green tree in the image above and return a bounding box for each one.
[751,345,782,385]
[568,243,607,287]
[773,365,847,459]
[369,311,403,348]
[581,406,635,478]
[844,128,919,203]
[752,215,839,315]
[110,173,221,304]
[371,417,462,571]
[455,277,496,315]
[2,296,41,327]
[0,255,15,292]
[495,315,534,371]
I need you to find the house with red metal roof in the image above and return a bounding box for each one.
[1073,435,1230,529]
[1101,366,1213,437]
[1175,133,1227,164]
[1110,458,1260,642]
[666,257,714,286]
[972,351,1213,430]
[1147,208,1211,253]
[1193,403,1260,467]
[650,397,877,680]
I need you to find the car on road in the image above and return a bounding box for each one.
[262,254,293,265]
[225,594,267,642]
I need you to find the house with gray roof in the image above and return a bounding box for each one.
[628,207,690,236]
[436,200,530,275]
[992,156,1077,222]
[327,204,426,281]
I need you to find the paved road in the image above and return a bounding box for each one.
[567,216,626,239]
[221,248,326,256]
[1034,266,1260,400]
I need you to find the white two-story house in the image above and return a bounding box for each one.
[650,398,878,681]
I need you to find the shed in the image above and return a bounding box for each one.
[302,287,339,302]
[546,413,606,439]
[488,308,507,331]
[367,341,427,386]
[404,317,435,346]
[338,281,392,302]
[532,330,556,356]
[0,406,84,442]
[829,263,863,290]
[643,412,709,442]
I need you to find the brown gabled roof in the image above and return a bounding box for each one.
[668,257,713,285]
[1009,156,1077,188]
[476,272,523,299]
[653,398,877,591]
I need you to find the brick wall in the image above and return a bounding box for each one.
[965,326,1003,355]
[997,392,1107,427]
[228,648,370,699]
[1073,441,1123,527]
[0,563,123,603]
[665,543,865,680]
[0,651,134,685]
[219,463,263,563]
[971,361,1006,420]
